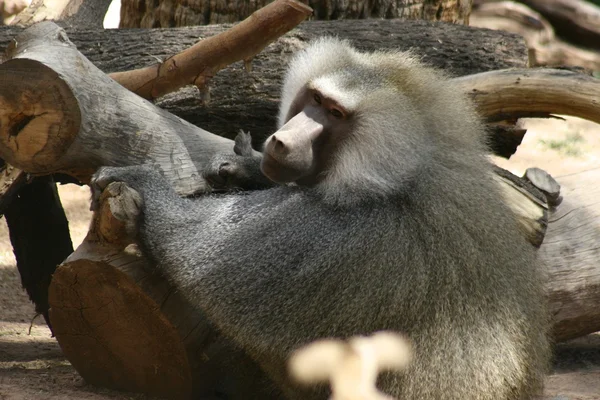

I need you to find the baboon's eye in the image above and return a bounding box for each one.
[330,108,344,119]
[313,93,322,105]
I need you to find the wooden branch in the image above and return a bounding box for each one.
[520,0,600,52]
[454,68,600,124]
[110,0,312,100]
[471,1,600,71]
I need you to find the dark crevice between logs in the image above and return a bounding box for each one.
[3,173,75,332]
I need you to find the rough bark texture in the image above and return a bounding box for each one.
[0,19,527,148]
[120,0,472,28]
[111,0,313,100]
[542,168,600,341]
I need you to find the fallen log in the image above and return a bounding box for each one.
[0,18,530,145]
[1,20,599,398]
[542,167,600,342]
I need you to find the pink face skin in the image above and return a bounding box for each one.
[261,89,350,185]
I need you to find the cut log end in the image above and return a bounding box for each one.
[49,259,192,399]
[0,59,80,173]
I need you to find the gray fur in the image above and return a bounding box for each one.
[92,38,549,399]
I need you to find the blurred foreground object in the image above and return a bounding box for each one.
[289,332,412,400]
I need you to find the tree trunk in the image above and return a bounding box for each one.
[120,0,472,28]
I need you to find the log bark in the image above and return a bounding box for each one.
[120,0,472,28]
[2,0,113,332]
[542,168,600,341]
[0,21,234,194]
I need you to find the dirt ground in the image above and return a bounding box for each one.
[1,117,600,399]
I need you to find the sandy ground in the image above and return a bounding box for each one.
[1,117,600,399]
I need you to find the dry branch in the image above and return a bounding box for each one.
[454,68,600,124]
[520,0,600,52]
[110,0,312,100]
[471,1,600,71]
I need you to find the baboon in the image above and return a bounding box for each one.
[92,38,550,399]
